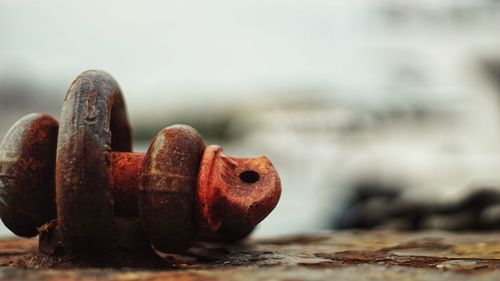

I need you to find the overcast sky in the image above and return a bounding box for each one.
[0,1,375,110]
[1,1,499,112]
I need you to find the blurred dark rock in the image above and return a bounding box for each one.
[480,204,500,229]
[334,186,500,231]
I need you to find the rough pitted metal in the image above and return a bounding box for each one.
[0,114,58,237]
[197,145,281,232]
[56,70,132,254]
[108,152,143,216]
[139,125,205,253]
[0,69,282,260]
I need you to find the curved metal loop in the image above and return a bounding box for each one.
[56,70,132,254]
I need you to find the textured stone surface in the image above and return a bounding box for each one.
[0,231,498,280]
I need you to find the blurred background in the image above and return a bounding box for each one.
[1,0,500,237]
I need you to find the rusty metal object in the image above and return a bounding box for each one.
[108,152,143,216]
[139,125,205,253]
[56,70,132,254]
[0,70,281,262]
[0,114,58,237]
[197,145,281,232]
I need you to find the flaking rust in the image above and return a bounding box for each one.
[0,70,282,267]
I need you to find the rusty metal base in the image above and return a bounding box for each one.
[0,231,498,280]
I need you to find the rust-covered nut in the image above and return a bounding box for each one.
[0,114,58,237]
[139,125,205,253]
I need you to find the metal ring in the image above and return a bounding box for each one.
[56,70,132,253]
[139,125,205,253]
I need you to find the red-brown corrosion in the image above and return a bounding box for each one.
[109,152,144,216]
[0,114,58,237]
[56,70,132,254]
[106,145,281,240]
[138,125,205,253]
[197,145,281,232]
[0,70,282,258]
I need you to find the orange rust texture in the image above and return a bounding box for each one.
[197,145,281,232]
[108,152,144,216]
[102,144,281,245]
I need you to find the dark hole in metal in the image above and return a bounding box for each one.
[239,170,260,184]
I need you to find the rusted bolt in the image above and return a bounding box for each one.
[0,70,281,256]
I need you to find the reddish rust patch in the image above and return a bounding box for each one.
[107,143,282,245]
[0,114,58,237]
[197,145,281,232]
[109,152,144,216]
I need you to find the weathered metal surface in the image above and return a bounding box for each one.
[0,70,282,260]
[0,114,58,237]
[56,70,132,254]
[138,125,205,253]
[0,112,282,258]
[109,152,143,216]
[0,231,497,280]
[197,145,281,232]
[108,148,275,245]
